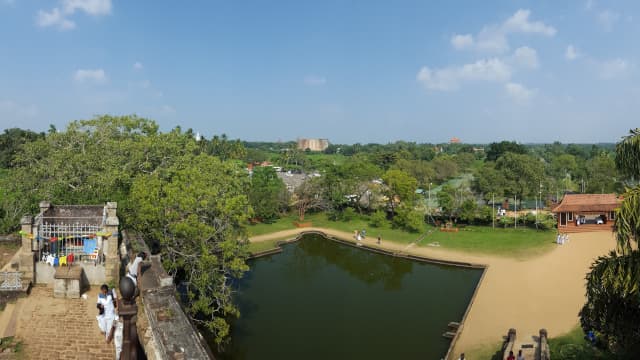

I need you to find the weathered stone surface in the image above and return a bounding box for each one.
[53,266,84,298]
[15,286,115,359]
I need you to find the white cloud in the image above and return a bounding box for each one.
[597,10,619,31]
[304,75,327,86]
[512,46,539,69]
[505,82,536,104]
[503,9,556,36]
[451,34,474,50]
[598,58,629,79]
[0,100,38,119]
[417,58,511,91]
[63,0,111,16]
[73,68,107,84]
[585,0,595,11]
[451,9,555,53]
[133,61,143,70]
[160,105,175,114]
[36,0,111,30]
[475,26,509,53]
[565,45,580,61]
[36,8,76,30]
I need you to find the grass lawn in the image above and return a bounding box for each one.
[548,326,615,359]
[247,237,290,253]
[247,212,556,258]
[422,225,556,258]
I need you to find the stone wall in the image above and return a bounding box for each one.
[122,231,214,359]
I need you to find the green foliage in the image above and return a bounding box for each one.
[369,210,387,228]
[580,251,640,356]
[615,129,640,179]
[431,155,459,182]
[0,128,44,168]
[581,128,640,357]
[495,152,544,198]
[585,154,618,193]
[342,207,357,222]
[392,206,424,233]
[486,141,528,161]
[549,326,617,360]
[382,169,418,210]
[130,153,252,346]
[249,167,287,223]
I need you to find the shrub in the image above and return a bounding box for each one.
[369,210,387,228]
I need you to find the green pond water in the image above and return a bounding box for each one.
[214,234,483,360]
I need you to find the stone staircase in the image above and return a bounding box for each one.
[0,301,21,339]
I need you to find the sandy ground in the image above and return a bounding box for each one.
[250,228,616,357]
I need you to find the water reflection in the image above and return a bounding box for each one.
[214,233,482,360]
[290,236,413,290]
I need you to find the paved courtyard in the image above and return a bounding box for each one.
[14,286,115,359]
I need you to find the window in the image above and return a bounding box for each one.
[610,211,615,220]
[567,212,573,221]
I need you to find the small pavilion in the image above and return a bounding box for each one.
[552,194,620,231]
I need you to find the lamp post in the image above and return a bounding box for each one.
[119,276,138,360]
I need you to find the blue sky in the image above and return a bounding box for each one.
[0,0,638,144]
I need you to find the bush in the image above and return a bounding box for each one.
[392,207,424,233]
[369,210,387,228]
[342,207,356,222]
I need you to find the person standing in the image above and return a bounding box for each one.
[96,284,116,340]
[377,235,381,245]
[516,350,525,360]
[458,353,465,360]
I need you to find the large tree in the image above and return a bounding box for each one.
[381,169,418,214]
[580,128,640,356]
[248,166,287,222]
[130,153,252,346]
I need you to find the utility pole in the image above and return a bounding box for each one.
[492,193,495,229]
[514,194,517,229]
[428,182,432,215]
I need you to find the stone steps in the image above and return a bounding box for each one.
[0,299,22,339]
[560,224,613,233]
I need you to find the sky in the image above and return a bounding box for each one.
[0,0,639,144]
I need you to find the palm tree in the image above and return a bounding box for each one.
[580,128,640,356]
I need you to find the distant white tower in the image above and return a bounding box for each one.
[195,132,202,142]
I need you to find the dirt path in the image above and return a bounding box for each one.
[250,228,616,357]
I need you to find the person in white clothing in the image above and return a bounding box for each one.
[96,284,117,340]
[126,252,147,287]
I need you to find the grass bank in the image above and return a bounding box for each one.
[549,326,615,359]
[247,212,555,258]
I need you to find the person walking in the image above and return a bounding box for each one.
[377,235,381,245]
[516,349,525,360]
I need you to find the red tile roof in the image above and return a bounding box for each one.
[552,194,621,213]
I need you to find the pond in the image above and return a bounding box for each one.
[214,233,483,360]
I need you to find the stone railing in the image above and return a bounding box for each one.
[122,231,213,359]
[538,329,550,360]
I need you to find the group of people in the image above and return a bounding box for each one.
[95,251,147,359]
[506,349,526,360]
[354,229,382,245]
[556,233,569,245]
